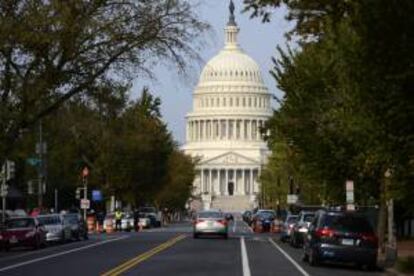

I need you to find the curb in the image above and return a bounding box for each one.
[386,267,409,276]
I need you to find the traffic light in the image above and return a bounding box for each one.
[75,188,81,199]
[6,160,15,180]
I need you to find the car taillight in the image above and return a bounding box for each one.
[218,219,227,226]
[196,219,205,224]
[361,233,378,245]
[315,227,334,238]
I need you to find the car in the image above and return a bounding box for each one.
[121,212,135,231]
[138,207,162,227]
[225,213,234,222]
[290,211,315,248]
[37,214,72,243]
[137,213,151,229]
[280,215,298,242]
[0,217,47,251]
[193,211,228,239]
[303,210,378,270]
[242,210,252,225]
[63,213,88,240]
[251,211,276,233]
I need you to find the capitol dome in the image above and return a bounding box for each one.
[199,49,264,84]
[183,0,272,212]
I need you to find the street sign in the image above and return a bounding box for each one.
[287,194,298,204]
[345,180,355,205]
[82,167,89,177]
[92,190,102,201]
[80,199,90,209]
[346,203,355,211]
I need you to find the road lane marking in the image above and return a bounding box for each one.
[268,238,310,276]
[233,219,237,233]
[0,236,128,272]
[101,234,186,276]
[240,236,251,276]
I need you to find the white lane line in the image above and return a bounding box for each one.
[233,219,237,233]
[240,236,251,276]
[268,238,310,276]
[0,236,128,272]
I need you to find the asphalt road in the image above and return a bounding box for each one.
[0,219,386,276]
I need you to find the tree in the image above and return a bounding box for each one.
[0,0,209,163]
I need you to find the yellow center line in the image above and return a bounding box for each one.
[101,234,186,276]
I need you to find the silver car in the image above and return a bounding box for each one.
[193,211,228,239]
[37,214,71,243]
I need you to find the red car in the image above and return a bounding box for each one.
[0,217,47,251]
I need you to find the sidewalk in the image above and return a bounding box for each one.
[387,240,414,276]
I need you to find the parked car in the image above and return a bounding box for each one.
[137,213,151,229]
[242,210,252,225]
[303,210,378,269]
[225,213,234,222]
[280,215,298,242]
[193,211,228,239]
[252,211,276,233]
[290,211,315,247]
[37,214,72,243]
[63,213,88,240]
[138,207,162,227]
[121,212,135,231]
[0,217,47,251]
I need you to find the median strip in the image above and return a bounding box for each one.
[101,234,186,276]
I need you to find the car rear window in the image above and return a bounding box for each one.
[7,218,35,228]
[303,214,314,222]
[323,215,374,233]
[38,216,61,225]
[287,216,298,223]
[198,212,223,219]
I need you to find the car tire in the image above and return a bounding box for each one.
[302,250,309,262]
[4,243,10,252]
[33,237,41,250]
[308,248,319,266]
[223,233,228,240]
[193,233,198,239]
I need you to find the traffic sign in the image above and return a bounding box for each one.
[80,199,90,209]
[287,194,298,204]
[92,190,102,201]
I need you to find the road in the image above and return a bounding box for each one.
[0,219,385,276]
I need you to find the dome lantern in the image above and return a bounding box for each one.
[224,0,239,50]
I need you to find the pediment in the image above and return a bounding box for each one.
[201,151,259,166]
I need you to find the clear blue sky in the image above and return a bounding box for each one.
[133,0,292,144]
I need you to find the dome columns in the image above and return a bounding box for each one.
[187,118,266,142]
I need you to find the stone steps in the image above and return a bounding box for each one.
[211,195,253,212]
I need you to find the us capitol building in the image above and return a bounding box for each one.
[183,1,272,211]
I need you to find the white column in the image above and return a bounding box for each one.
[201,169,204,193]
[242,169,245,195]
[225,169,229,195]
[218,120,221,140]
[218,169,221,195]
[241,119,245,140]
[209,169,212,194]
[250,168,254,194]
[203,120,207,141]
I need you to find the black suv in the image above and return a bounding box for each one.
[303,210,377,270]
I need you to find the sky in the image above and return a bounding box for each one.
[132,0,292,144]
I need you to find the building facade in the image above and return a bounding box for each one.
[183,3,272,211]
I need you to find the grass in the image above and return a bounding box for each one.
[396,256,414,273]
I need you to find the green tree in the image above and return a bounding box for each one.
[0,0,208,163]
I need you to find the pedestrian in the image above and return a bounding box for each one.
[115,209,123,231]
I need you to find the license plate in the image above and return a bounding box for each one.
[207,221,213,227]
[341,238,354,246]
[10,236,18,244]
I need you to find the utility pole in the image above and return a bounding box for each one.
[82,167,89,221]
